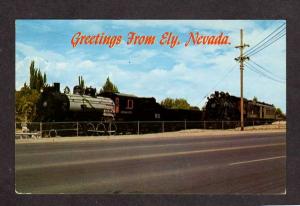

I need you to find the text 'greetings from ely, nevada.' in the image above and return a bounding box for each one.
[71,32,230,48]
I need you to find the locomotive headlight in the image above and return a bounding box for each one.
[43,101,48,107]
[40,89,43,93]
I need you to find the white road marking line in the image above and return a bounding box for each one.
[16,143,285,170]
[229,155,286,166]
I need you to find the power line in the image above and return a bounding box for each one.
[245,62,285,84]
[246,63,283,83]
[199,64,236,104]
[245,22,285,54]
[246,27,285,56]
[247,62,285,83]
[247,26,285,55]
[247,31,286,57]
[247,61,285,82]
[249,59,285,81]
[244,22,286,55]
[200,24,286,107]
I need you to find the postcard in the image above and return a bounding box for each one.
[15,20,286,194]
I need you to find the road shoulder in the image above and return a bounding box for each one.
[15,129,286,144]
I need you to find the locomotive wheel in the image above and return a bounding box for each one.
[73,123,84,136]
[106,122,117,135]
[96,123,106,135]
[77,123,90,136]
[105,122,117,135]
[86,123,96,136]
[49,129,57,137]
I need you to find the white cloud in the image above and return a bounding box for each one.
[16,42,65,63]
[15,20,286,112]
[78,60,95,69]
[56,62,68,70]
[129,49,157,64]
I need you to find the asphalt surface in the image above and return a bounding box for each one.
[15,131,286,194]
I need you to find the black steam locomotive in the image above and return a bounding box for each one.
[36,83,203,122]
[35,83,276,136]
[204,91,276,122]
[35,83,203,135]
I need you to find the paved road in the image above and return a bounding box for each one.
[15,131,286,194]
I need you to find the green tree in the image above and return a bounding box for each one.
[15,85,40,122]
[100,77,119,93]
[161,98,193,110]
[29,61,47,91]
[79,76,85,88]
[160,98,174,108]
[15,61,47,121]
[174,98,191,110]
[275,108,286,119]
[43,73,47,85]
[29,61,35,89]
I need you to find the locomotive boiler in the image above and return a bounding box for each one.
[36,83,115,122]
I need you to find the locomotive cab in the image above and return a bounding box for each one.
[36,83,70,121]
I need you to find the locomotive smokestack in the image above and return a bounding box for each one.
[53,83,60,92]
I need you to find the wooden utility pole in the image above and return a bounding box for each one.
[235,29,249,131]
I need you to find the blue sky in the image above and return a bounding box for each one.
[16,20,286,112]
